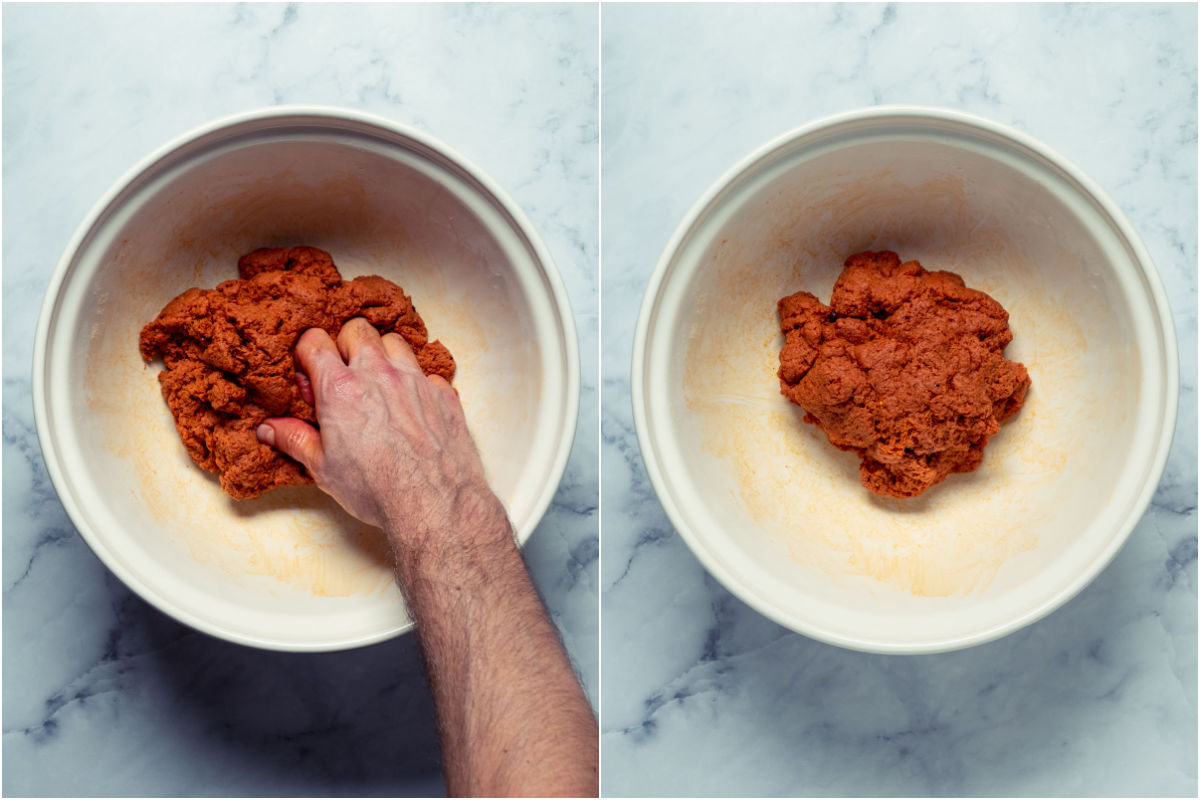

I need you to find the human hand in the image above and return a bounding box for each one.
[255,318,510,560]
[257,320,595,798]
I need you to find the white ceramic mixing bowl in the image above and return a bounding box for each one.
[34,106,579,651]
[633,106,1177,654]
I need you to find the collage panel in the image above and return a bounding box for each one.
[4,3,598,797]
[600,3,1196,797]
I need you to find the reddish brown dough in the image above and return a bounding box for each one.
[139,246,455,500]
[777,250,1030,498]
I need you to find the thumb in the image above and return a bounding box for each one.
[257,418,323,473]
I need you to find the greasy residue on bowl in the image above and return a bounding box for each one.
[86,334,398,599]
[81,167,526,600]
[680,170,1101,598]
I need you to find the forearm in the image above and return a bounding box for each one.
[259,323,595,794]
[391,503,598,797]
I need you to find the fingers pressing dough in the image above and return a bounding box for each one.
[139,246,456,500]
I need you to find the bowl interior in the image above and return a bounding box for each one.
[640,115,1171,651]
[41,117,573,649]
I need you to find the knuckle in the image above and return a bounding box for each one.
[374,362,405,386]
[383,332,410,353]
[339,373,383,403]
[284,428,310,452]
[358,344,387,366]
[329,372,361,398]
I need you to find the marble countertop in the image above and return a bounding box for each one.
[3,4,597,796]
[601,3,1196,797]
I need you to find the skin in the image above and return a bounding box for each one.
[256,317,598,798]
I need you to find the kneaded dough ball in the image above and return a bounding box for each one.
[777,250,1030,498]
[139,246,455,500]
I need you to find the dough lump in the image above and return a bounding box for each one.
[777,250,1030,498]
[139,246,455,500]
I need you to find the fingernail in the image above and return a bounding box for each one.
[256,423,275,445]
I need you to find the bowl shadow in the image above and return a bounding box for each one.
[625,495,1161,797]
[718,574,1131,796]
[136,594,445,796]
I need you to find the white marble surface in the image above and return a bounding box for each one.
[3,3,597,796]
[601,3,1196,797]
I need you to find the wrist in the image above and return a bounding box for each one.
[385,482,516,589]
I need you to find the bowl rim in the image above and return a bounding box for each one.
[631,104,1180,654]
[32,104,581,652]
